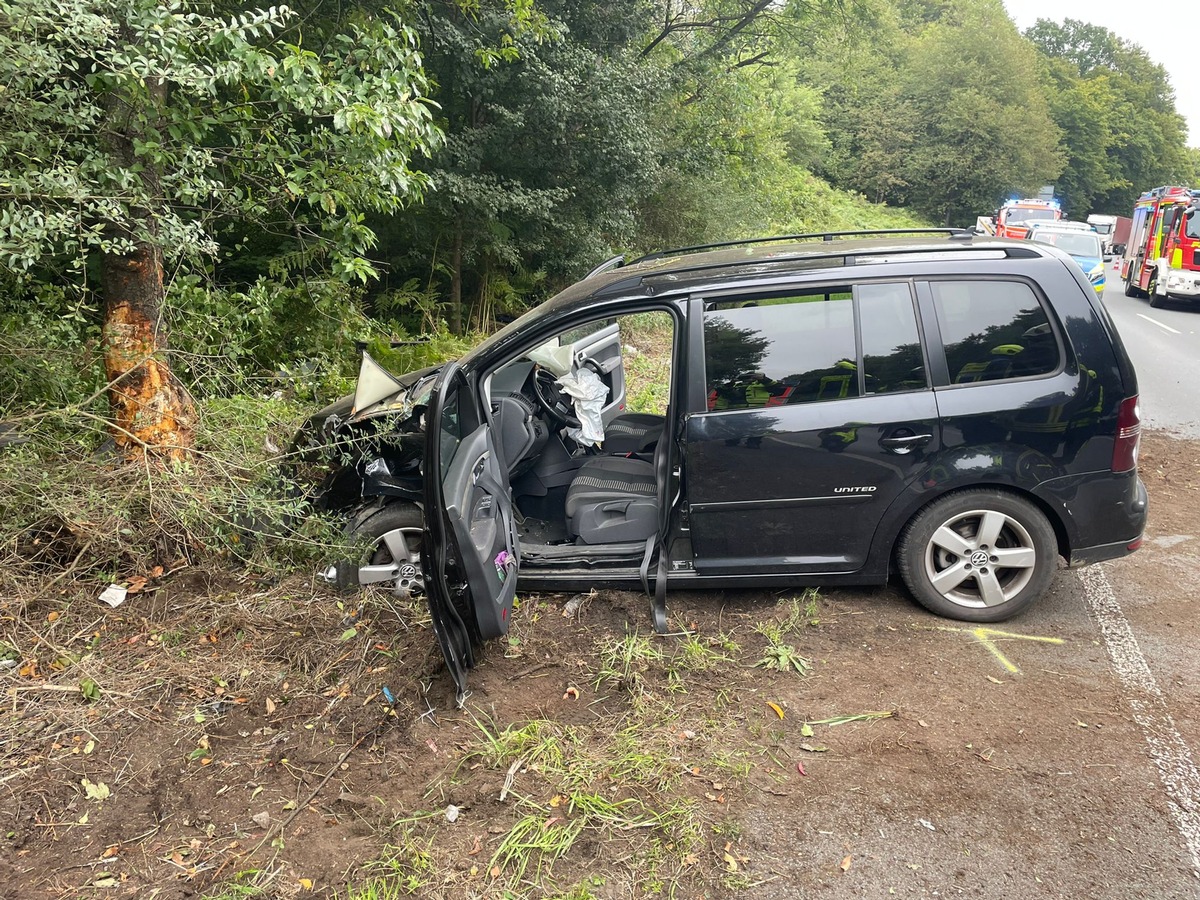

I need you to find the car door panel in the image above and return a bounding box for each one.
[424,364,518,704]
[686,391,940,574]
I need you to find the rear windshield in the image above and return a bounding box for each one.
[1031,231,1102,258]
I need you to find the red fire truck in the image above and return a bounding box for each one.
[1120,185,1200,308]
[976,198,1063,239]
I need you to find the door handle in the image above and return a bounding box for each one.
[880,433,933,454]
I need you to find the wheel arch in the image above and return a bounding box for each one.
[869,480,1071,577]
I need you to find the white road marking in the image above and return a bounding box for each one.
[1137,313,1182,334]
[1079,566,1200,876]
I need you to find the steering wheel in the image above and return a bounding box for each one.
[530,367,581,428]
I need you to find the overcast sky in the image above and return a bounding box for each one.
[1003,0,1200,147]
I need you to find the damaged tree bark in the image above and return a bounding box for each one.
[101,241,195,461]
[99,72,196,461]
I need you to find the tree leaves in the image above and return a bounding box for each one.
[0,1,443,278]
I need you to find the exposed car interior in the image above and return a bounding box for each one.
[485,314,673,566]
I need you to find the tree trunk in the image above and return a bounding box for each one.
[98,72,195,461]
[101,241,195,460]
[448,224,464,335]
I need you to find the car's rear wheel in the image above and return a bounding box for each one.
[897,490,1057,623]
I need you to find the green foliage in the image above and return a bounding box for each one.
[0,280,103,409]
[0,0,442,279]
[754,643,811,675]
[1025,17,1192,216]
[0,396,340,589]
[165,276,378,400]
[346,837,436,897]
[360,330,479,381]
[460,712,706,893]
[619,313,674,416]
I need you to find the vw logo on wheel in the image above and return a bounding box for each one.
[969,550,990,567]
[399,563,418,579]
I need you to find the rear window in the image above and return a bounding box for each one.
[930,281,1060,384]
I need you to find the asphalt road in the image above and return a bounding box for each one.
[1100,261,1200,436]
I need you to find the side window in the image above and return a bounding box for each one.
[558,318,614,346]
[1164,207,1183,242]
[703,288,859,410]
[858,283,927,394]
[930,281,1060,385]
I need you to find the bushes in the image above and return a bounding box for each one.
[0,272,484,592]
[0,397,342,592]
[0,282,103,410]
[164,276,378,402]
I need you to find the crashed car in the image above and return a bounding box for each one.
[296,229,1147,703]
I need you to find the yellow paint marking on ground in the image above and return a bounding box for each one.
[967,627,1064,674]
[918,624,1065,674]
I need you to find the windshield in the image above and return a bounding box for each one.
[1090,222,1114,235]
[1004,207,1058,224]
[1187,210,1200,240]
[1032,231,1102,258]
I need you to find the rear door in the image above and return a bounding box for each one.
[685,281,939,575]
[423,363,519,704]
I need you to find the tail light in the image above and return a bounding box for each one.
[1112,394,1141,473]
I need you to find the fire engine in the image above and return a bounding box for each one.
[976,198,1063,239]
[1120,185,1200,308]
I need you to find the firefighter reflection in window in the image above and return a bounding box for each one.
[817,359,859,400]
[950,323,1101,452]
[819,422,866,452]
[707,371,794,410]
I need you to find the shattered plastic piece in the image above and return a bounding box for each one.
[98,584,127,608]
[562,591,593,618]
[446,804,460,823]
[917,818,935,831]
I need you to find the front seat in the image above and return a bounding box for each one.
[602,412,664,454]
[565,438,665,544]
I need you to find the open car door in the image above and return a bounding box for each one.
[423,363,519,705]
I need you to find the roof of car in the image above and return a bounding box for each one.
[465,230,1070,367]
[578,230,1052,290]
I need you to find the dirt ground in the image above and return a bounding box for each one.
[2,431,1199,900]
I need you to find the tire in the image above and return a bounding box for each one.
[1123,270,1140,298]
[348,501,426,600]
[1148,272,1166,309]
[897,489,1058,623]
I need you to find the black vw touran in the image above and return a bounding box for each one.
[299,229,1147,701]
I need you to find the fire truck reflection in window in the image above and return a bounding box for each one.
[702,283,929,410]
[930,281,1060,385]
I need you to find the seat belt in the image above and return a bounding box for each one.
[639,535,669,634]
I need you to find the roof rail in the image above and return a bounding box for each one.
[630,228,974,265]
[639,241,1015,285]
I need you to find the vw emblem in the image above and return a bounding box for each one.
[399,563,418,578]
[969,550,989,567]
